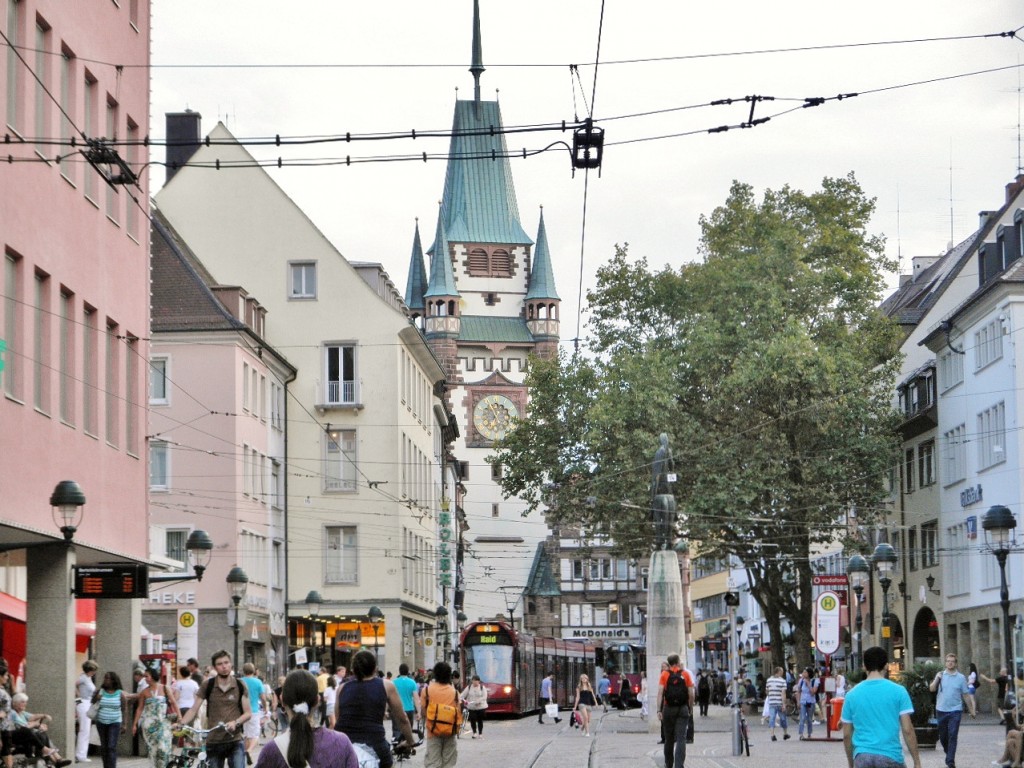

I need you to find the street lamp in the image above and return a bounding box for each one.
[50,480,86,541]
[226,566,249,664]
[983,504,1017,675]
[736,615,746,662]
[149,529,214,583]
[305,590,324,665]
[368,605,384,659]
[847,554,869,670]
[871,543,897,657]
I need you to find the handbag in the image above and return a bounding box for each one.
[86,699,100,720]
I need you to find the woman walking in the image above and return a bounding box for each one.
[255,670,357,768]
[795,667,818,740]
[461,676,488,739]
[966,663,980,714]
[573,675,598,737]
[132,667,179,768]
[92,672,127,768]
[75,661,98,764]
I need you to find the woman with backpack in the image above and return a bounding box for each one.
[572,674,598,737]
[696,671,711,717]
[422,661,460,768]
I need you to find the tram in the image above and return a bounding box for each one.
[603,642,646,707]
[459,621,597,715]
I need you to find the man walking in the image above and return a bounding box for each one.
[393,664,421,739]
[181,650,251,768]
[842,646,921,768]
[929,653,975,768]
[598,675,611,712]
[658,654,695,768]
[239,663,266,765]
[765,666,791,742]
[538,673,560,724]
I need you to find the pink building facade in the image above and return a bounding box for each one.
[1,0,151,752]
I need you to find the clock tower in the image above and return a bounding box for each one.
[405,0,560,625]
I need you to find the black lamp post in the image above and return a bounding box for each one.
[226,566,249,664]
[872,543,897,657]
[368,605,384,659]
[846,554,869,670]
[435,605,448,663]
[736,615,746,664]
[305,590,324,665]
[983,504,1017,675]
[149,529,214,583]
[50,480,86,541]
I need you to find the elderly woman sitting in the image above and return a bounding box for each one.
[9,694,71,767]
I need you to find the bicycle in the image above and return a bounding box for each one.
[259,711,280,740]
[169,723,229,768]
[732,703,751,757]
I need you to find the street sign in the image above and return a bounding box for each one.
[74,564,149,598]
[814,590,841,655]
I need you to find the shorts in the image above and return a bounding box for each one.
[243,715,261,740]
[577,704,590,714]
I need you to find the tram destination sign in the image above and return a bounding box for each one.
[74,564,149,598]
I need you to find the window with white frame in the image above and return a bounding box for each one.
[977,401,1006,470]
[938,349,964,392]
[272,540,284,589]
[920,521,938,567]
[903,448,915,493]
[975,319,1003,370]
[943,424,967,485]
[325,525,357,583]
[289,261,317,299]
[242,362,249,412]
[945,523,968,596]
[325,429,356,491]
[164,528,189,572]
[325,345,356,404]
[150,440,169,489]
[150,357,168,404]
[240,530,266,585]
[270,460,282,510]
[918,440,935,487]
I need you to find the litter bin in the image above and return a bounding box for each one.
[828,696,844,732]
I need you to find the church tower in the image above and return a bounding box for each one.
[403,0,560,625]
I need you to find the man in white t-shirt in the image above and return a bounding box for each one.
[764,667,791,742]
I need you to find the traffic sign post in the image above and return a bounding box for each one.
[810,590,842,742]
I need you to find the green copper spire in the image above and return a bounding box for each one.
[525,207,559,300]
[424,212,460,299]
[470,0,485,103]
[403,219,427,313]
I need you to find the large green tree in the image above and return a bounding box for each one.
[495,174,903,669]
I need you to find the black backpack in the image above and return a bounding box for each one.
[664,669,689,707]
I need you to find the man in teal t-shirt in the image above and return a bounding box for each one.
[842,646,921,768]
[392,663,421,740]
[240,663,265,764]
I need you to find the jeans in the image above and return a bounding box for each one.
[799,702,815,736]
[853,754,906,768]
[768,704,788,731]
[663,705,689,768]
[206,740,245,768]
[937,709,962,766]
[95,722,121,768]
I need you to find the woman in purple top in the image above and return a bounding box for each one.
[255,670,357,768]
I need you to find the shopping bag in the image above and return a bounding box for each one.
[545,703,559,718]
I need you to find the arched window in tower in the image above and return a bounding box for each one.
[466,247,513,278]
[447,299,456,316]
[435,300,447,317]
[490,249,512,276]
[468,248,489,275]
[549,303,558,320]
[527,304,535,319]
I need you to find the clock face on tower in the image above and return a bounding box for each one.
[472,393,519,442]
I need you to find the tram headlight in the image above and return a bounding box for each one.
[503,685,512,694]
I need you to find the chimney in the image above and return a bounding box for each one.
[1007,174,1024,204]
[165,110,202,184]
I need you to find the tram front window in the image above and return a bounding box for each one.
[606,647,640,675]
[464,644,514,685]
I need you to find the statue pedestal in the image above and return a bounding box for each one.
[646,548,685,733]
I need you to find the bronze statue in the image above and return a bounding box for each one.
[651,433,677,550]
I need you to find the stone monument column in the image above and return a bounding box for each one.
[645,433,685,733]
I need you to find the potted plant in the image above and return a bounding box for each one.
[895,662,941,748]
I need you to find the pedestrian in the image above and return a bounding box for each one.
[657,654,694,768]
[392,665,420,740]
[538,673,560,724]
[765,666,791,742]
[572,674,598,737]
[796,667,819,739]
[619,676,631,710]
[460,676,488,739]
[254,670,358,768]
[0,662,15,768]
[966,663,980,714]
[639,677,649,721]
[132,666,180,768]
[74,660,98,763]
[10,693,71,767]
[180,650,252,768]
[421,661,459,768]
[336,650,414,768]
[240,663,267,764]
[172,666,199,720]
[92,672,127,768]
[994,667,1013,727]
[929,652,976,768]
[597,675,611,713]
[841,645,921,768]
[697,670,711,717]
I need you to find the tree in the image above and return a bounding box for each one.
[494,174,903,669]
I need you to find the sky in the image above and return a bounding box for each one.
[150,1,1024,348]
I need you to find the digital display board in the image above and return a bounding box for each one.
[74,564,149,599]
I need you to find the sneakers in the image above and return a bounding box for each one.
[771,735,778,742]
[554,717,562,723]
[783,734,791,740]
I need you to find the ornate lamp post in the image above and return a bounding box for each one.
[846,554,869,670]
[368,605,384,659]
[871,543,897,658]
[305,590,324,665]
[434,605,448,663]
[226,566,249,664]
[50,480,86,541]
[983,504,1017,674]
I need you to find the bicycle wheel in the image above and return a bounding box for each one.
[261,716,279,739]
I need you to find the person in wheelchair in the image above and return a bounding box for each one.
[9,694,71,767]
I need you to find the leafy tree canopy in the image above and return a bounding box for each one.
[494,174,904,667]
